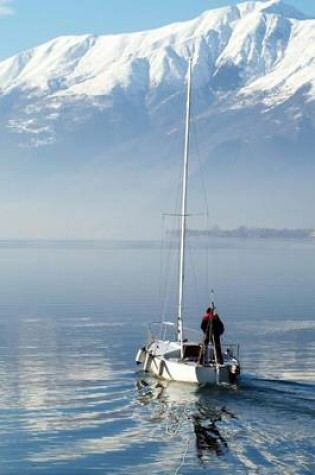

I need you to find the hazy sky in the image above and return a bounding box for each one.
[0,0,314,61]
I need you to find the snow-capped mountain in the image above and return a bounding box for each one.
[0,0,314,239]
[0,0,314,149]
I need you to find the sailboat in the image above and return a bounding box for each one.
[135,58,241,385]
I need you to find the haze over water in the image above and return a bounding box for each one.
[0,238,314,474]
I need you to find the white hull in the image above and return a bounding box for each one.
[136,334,240,386]
[149,355,230,384]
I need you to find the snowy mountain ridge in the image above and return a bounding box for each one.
[0,0,314,149]
[0,0,313,100]
[0,0,314,239]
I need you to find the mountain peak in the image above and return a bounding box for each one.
[237,0,306,20]
[0,0,313,150]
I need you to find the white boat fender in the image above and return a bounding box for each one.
[143,353,153,372]
[135,347,146,365]
[230,363,240,375]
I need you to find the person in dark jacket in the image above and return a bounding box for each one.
[201,307,225,365]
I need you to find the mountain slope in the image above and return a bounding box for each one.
[0,0,314,239]
[0,0,314,147]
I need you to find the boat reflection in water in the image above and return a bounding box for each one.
[192,415,228,458]
[135,376,238,462]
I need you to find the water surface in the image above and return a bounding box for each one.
[0,239,314,474]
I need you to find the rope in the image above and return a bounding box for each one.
[173,434,192,475]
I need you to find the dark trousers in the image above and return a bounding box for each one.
[202,334,223,365]
[213,334,223,365]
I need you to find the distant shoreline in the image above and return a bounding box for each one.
[0,228,314,250]
[188,226,315,240]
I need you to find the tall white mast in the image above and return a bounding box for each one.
[177,57,192,353]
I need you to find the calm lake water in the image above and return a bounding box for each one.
[0,239,314,474]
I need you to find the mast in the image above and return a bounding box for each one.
[177,57,192,353]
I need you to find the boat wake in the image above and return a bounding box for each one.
[134,374,315,474]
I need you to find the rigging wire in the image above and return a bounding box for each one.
[158,213,166,322]
[190,77,212,298]
[162,92,193,322]
[186,235,201,319]
[157,129,185,321]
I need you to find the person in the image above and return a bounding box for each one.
[200,307,225,365]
